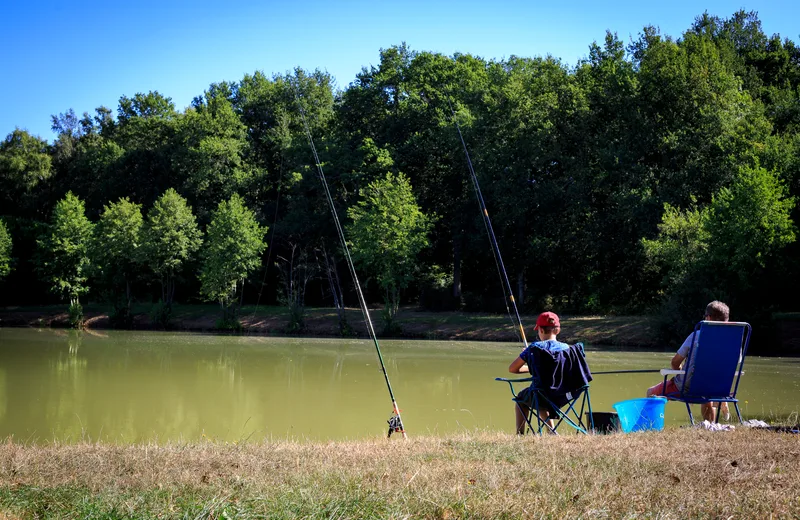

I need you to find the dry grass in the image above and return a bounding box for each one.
[1,429,798,518]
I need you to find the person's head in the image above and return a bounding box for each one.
[704,301,729,322]
[534,311,560,338]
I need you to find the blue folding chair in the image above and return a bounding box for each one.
[660,321,751,425]
[496,343,594,435]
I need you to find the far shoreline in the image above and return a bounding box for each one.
[0,303,661,347]
[2,303,799,355]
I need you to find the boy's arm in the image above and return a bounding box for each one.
[670,353,685,370]
[509,357,529,374]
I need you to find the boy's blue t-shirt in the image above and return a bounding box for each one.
[519,339,570,387]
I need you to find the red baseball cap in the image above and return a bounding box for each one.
[534,311,560,330]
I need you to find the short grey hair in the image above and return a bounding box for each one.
[705,301,729,322]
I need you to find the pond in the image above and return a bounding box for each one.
[0,329,797,443]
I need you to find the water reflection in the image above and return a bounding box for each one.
[0,328,797,443]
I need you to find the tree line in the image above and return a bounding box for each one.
[0,11,798,349]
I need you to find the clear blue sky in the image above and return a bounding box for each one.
[2,0,798,141]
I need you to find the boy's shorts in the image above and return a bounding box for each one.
[647,378,678,397]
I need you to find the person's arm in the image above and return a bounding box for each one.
[671,333,693,370]
[670,353,685,370]
[509,357,529,374]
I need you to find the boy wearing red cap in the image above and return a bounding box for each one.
[508,311,569,434]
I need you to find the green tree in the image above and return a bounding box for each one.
[199,194,267,326]
[114,91,180,208]
[337,47,488,304]
[140,189,203,309]
[643,165,796,332]
[92,197,144,325]
[36,193,94,326]
[641,201,708,291]
[346,172,431,330]
[0,129,52,218]
[0,218,11,279]
[654,165,799,285]
[61,135,126,216]
[176,83,264,222]
[704,165,796,286]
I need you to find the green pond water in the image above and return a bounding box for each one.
[0,328,797,443]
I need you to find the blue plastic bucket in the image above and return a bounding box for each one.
[613,398,667,433]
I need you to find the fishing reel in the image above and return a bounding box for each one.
[387,413,405,438]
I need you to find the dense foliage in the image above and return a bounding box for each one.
[35,193,93,307]
[200,194,267,324]
[92,197,144,325]
[139,189,203,308]
[0,219,11,280]
[347,171,431,329]
[1,11,798,347]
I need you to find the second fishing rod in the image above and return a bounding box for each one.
[293,85,407,439]
[445,96,529,347]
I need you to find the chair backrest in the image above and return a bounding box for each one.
[529,343,593,394]
[681,321,751,399]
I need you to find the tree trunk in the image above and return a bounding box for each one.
[322,247,346,328]
[452,235,462,299]
[161,278,167,303]
[165,277,176,307]
[517,271,524,311]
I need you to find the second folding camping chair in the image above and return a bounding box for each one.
[659,320,751,425]
[496,343,594,435]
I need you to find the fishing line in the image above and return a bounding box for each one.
[446,96,528,347]
[293,83,406,439]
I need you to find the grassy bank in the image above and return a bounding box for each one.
[1,430,798,518]
[0,304,660,348]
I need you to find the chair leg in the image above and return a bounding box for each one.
[734,402,743,424]
[585,392,594,433]
[526,408,554,435]
[521,390,593,435]
[555,401,587,434]
[524,395,549,435]
[514,402,528,435]
[572,391,589,433]
[530,395,560,435]
[686,402,695,425]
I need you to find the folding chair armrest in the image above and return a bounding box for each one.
[494,377,535,383]
[660,369,685,376]
[495,376,534,398]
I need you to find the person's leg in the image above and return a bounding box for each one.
[645,381,662,397]
[719,401,730,420]
[515,403,530,435]
[538,409,555,431]
[647,379,677,397]
[701,402,717,422]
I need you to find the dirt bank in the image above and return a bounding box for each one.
[0,304,661,347]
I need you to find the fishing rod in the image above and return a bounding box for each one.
[293,85,406,439]
[446,96,528,347]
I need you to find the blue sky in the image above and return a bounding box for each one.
[2,0,798,141]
